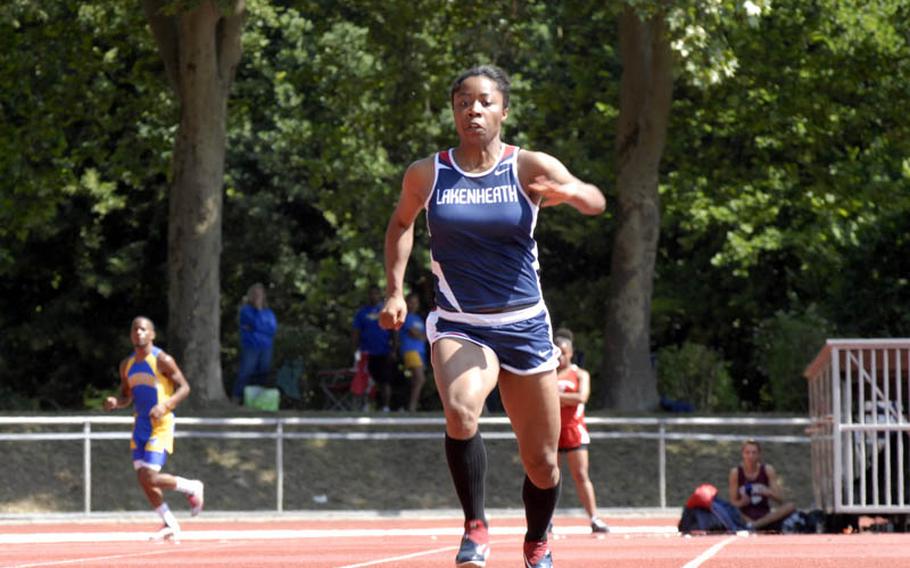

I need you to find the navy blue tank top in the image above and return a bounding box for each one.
[425,145,542,313]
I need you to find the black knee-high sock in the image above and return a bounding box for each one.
[523,475,561,542]
[445,433,487,523]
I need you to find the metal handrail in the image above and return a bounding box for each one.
[0,415,810,513]
[804,339,910,513]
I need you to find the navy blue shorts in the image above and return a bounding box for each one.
[426,303,559,375]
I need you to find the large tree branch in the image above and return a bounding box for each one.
[216,0,246,93]
[616,5,673,186]
[142,0,180,95]
[648,14,673,161]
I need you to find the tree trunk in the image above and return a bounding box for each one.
[602,6,673,411]
[144,0,245,407]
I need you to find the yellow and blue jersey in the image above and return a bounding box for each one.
[126,347,175,462]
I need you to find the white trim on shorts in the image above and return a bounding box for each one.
[503,355,559,376]
[425,306,560,376]
[133,460,162,472]
[433,300,546,327]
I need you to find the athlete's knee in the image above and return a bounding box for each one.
[442,396,483,437]
[570,467,590,486]
[524,452,559,488]
[527,466,560,489]
[137,468,155,487]
[444,407,480,438]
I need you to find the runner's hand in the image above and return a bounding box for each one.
[149,403,169,420]
[380,296,407,330]
[528,175,578,208]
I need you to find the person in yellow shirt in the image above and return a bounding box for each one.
[399,292,428,412]
[104,316,204,540]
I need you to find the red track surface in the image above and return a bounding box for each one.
[1,515,907,567]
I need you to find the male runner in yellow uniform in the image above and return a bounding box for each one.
[104,316,204,540]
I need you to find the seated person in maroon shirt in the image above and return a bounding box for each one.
[728,439,796,531]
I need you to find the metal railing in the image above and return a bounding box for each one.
[0,415,810,513]
[805,339,910,514]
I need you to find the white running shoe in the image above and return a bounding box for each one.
[187,481,205,516]
[149,524,180,542]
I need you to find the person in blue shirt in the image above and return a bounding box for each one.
[399,292,428,412]
[352,285,396,411]
[232,283,278,404]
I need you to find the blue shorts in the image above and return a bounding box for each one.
[131,416,174,471]
[426,302,559,375]
[132,444,168,471]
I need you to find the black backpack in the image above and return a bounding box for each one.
[678,498,747,534]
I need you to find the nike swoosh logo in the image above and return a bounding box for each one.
[494,165,511,175]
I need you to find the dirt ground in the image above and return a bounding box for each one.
[1,413,815,516]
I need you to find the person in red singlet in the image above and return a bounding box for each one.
[554,334,609,533]
[728,439,796,531]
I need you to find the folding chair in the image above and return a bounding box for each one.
[275,358,305,401]
[317,369,356,411]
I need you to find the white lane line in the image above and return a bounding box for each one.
[0,525,677,545]
[5,541,234,568]
[680,535,738,568]
[335,544,460,568]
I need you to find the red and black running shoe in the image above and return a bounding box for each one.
[455,519,490,567]
[523,540,553,568]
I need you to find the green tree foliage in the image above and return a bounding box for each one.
[0,2,172,407]
[220,0,622,378]
[753,306,833,412]
[828,210,910,336]
[656,341,739,412]
[655,0,910,406]
[1,0,907,411]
